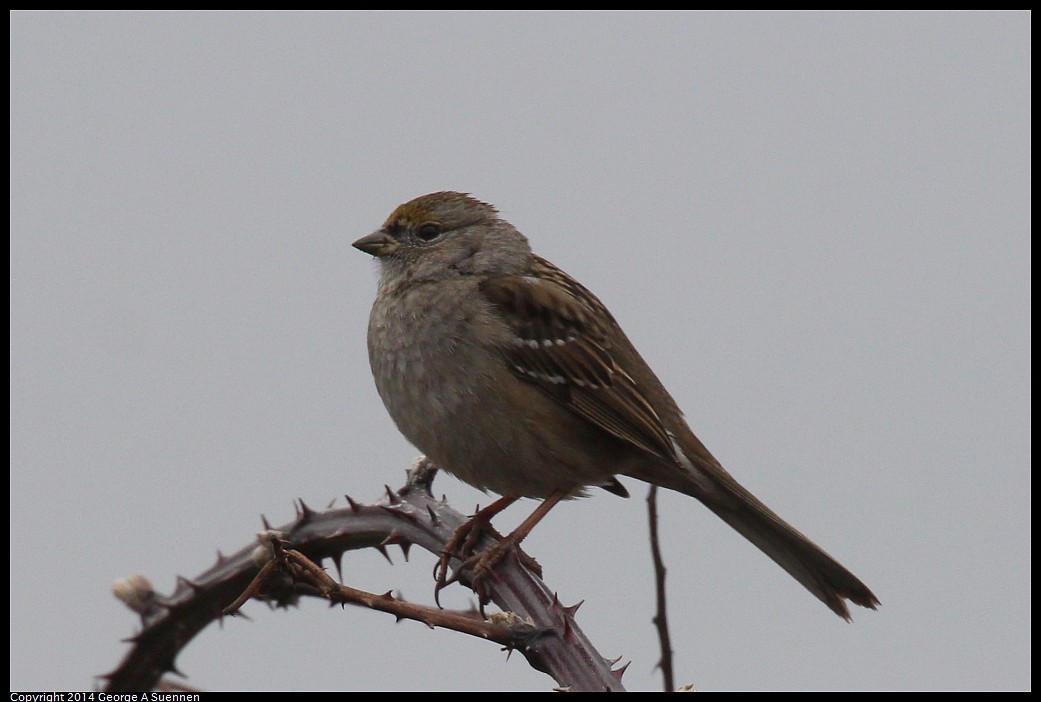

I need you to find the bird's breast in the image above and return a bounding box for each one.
[365,279,620,497]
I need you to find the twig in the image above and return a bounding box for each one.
[647,485,675,692]
[283,548,531,646]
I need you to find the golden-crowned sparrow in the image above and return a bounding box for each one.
[354,191,878,619]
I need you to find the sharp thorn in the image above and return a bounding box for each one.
[174,576,201,593]
[563,599,584,617]
[561,615,574,642]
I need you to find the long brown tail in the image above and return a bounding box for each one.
[702,486,880,619]
[654,451,880,619]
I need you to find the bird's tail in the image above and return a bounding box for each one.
[652,451,880,619]
[702,484,880,619]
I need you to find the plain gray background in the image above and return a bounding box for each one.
[10,11,1030,691]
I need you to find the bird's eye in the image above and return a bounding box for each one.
[416,223,441,241]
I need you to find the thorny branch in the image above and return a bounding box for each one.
[105,458,628,692]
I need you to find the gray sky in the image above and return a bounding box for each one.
[10,11,1030,692]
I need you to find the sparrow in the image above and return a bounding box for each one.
[354,191,879,619]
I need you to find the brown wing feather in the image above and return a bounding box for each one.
[479,256,676,464]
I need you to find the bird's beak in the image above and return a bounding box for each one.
[352,229,397,258]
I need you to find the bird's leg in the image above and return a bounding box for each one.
[434,496,517,605]
[434,490,570,607]
[437,487,574,608]
[468,489,567,580]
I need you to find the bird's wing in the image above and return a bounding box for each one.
[478,255,675,463]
